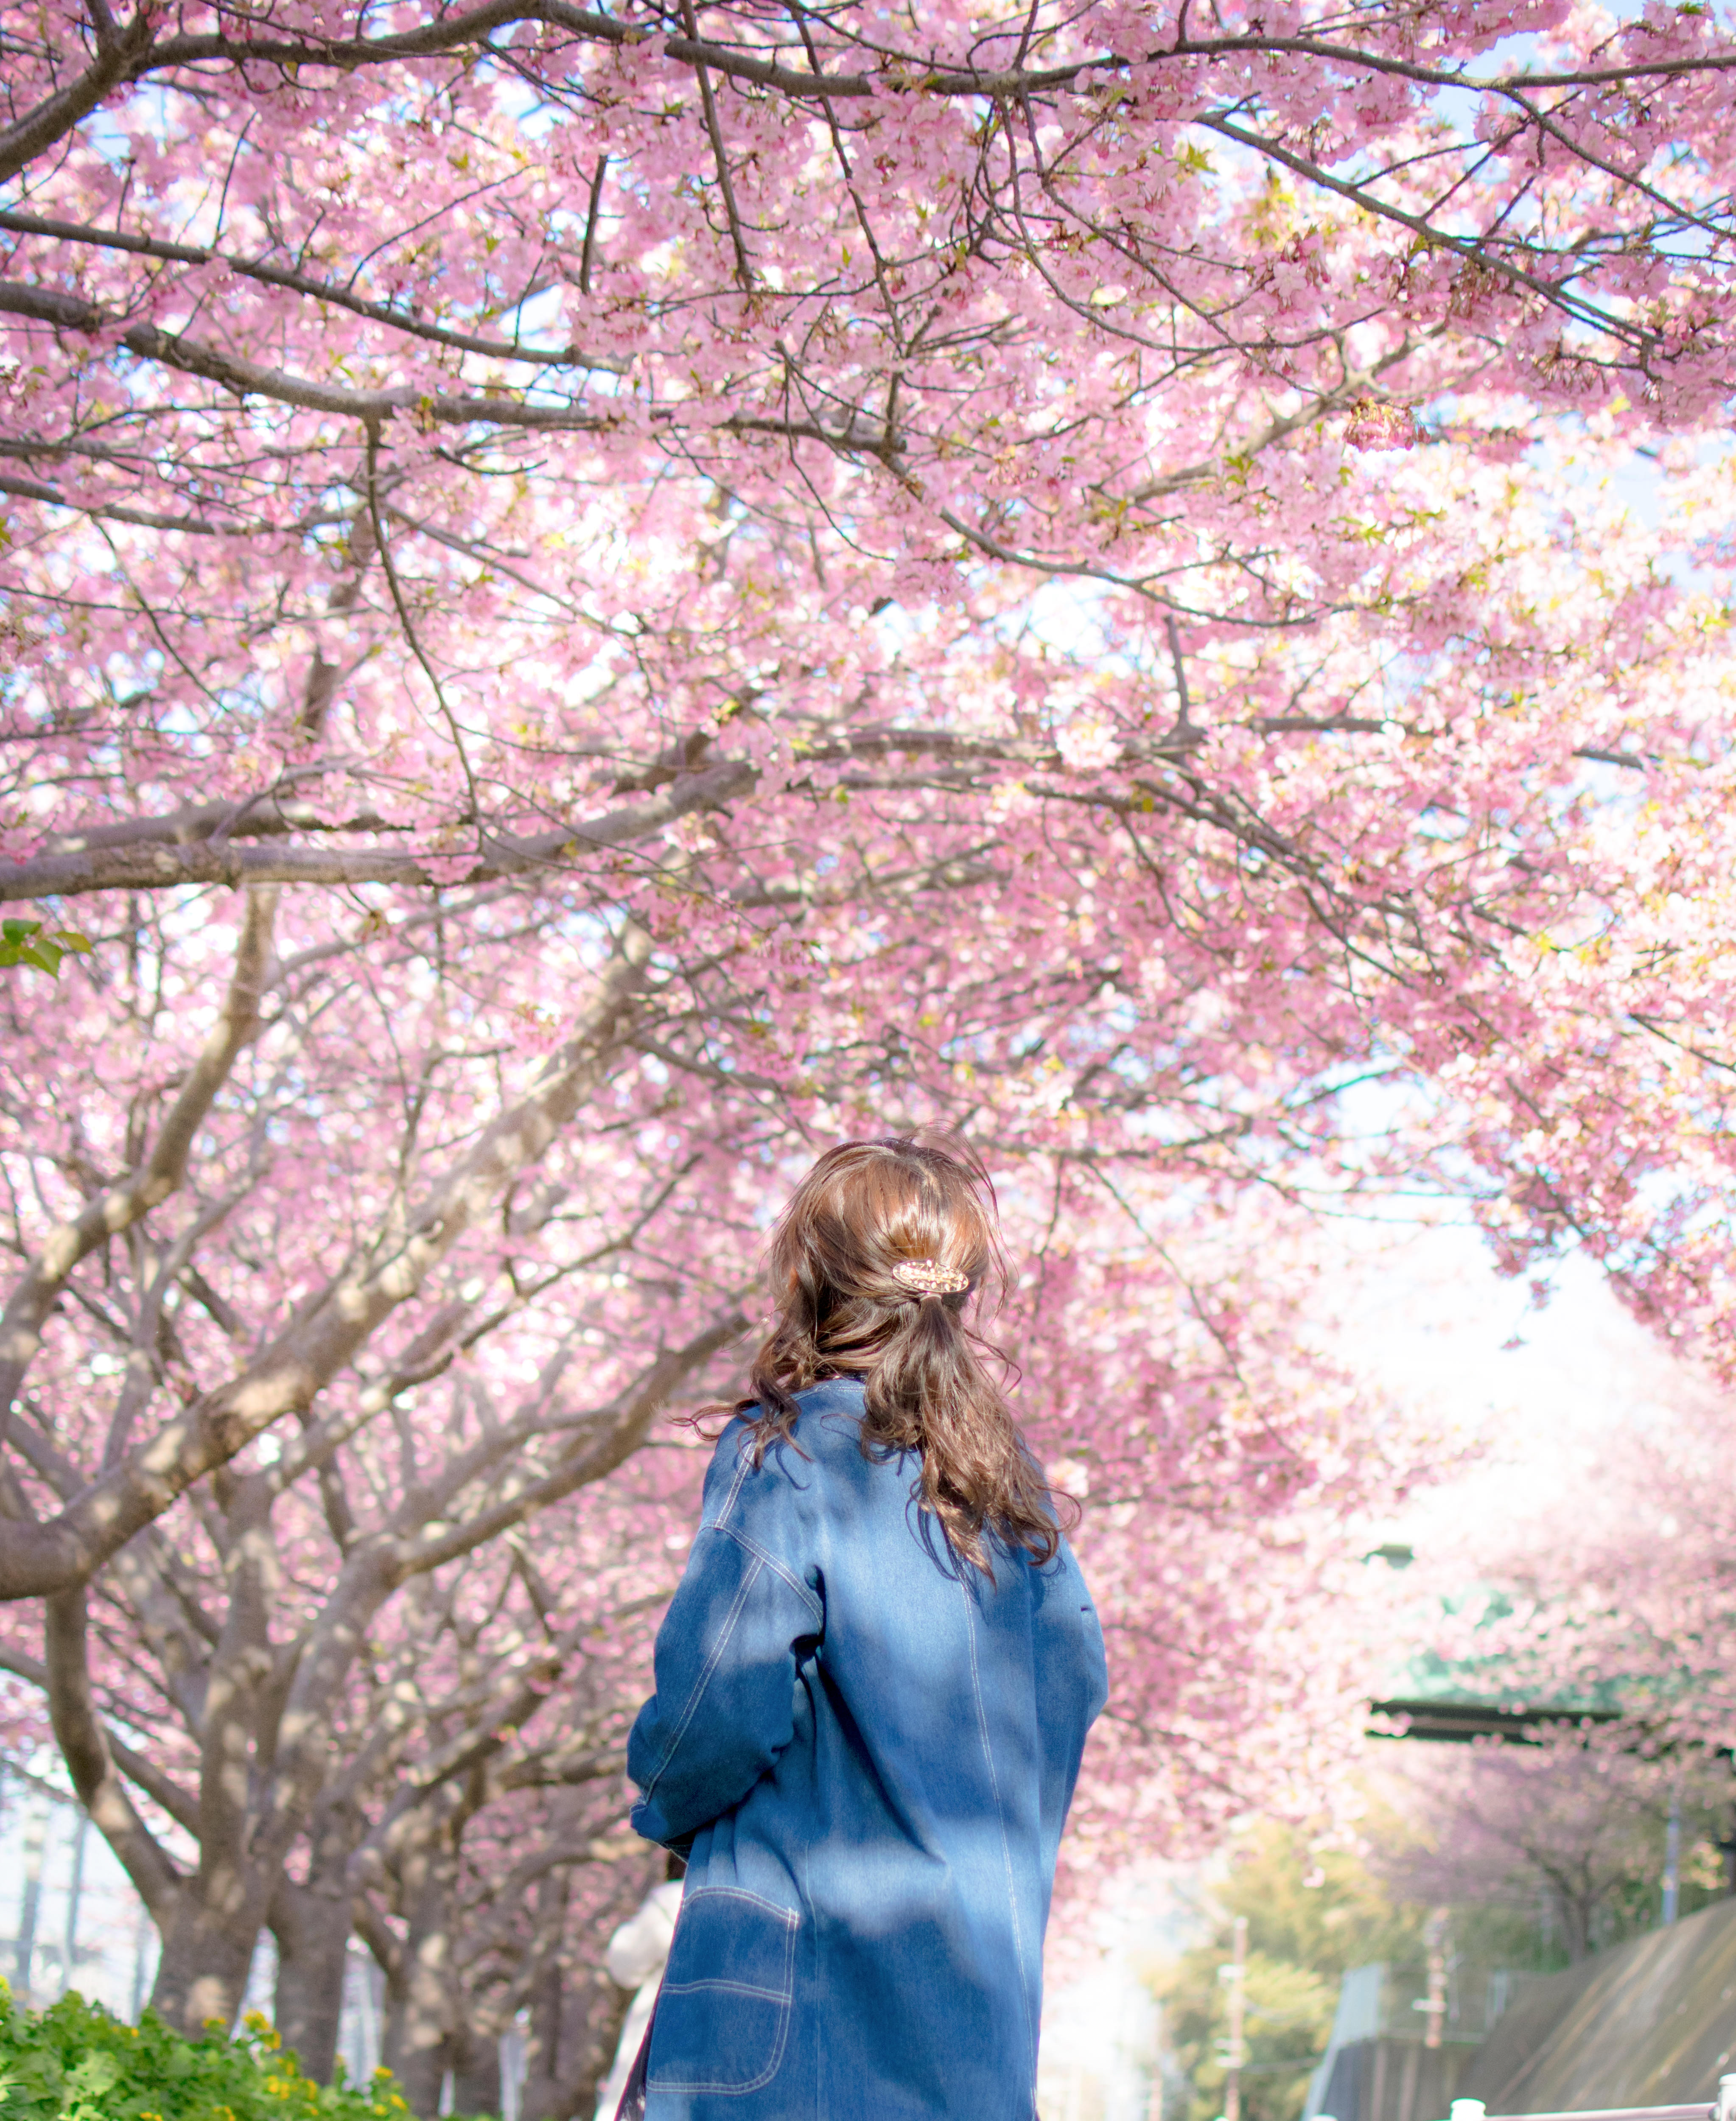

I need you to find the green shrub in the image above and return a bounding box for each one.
[0,1982,416,2121]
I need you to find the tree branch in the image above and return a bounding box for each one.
[0,888,277,1447]
[0,1639,200,1832]
[387,1308,746,1582]
[43,1588,185,1916]
[0,283,612,428]
[0,210,629,372]
[0,924,654,1598]
[0,470,229,534]
[681,0,756,290]
[0,760,754,904]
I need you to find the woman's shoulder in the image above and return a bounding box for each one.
[717,1376,867,1453]
[703,1377,870,1508]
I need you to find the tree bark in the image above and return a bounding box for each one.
[0,762,753,905]
[150,1888,268,2035]
[452,2031,502,2116]
[0,918,655,1601]
[381,1795,465,2118]
[560,1967,635,2121]
[518,1928,568,2121]
[43,1587,183,1921]
[271,1865,356,2083]
[0,886,277,1458]
[148,1469,282,2035]
[518,1857,637,2121]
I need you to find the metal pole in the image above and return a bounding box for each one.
[1422,1908,1448,2049]
[1146,1987,1165,2121]
[1664,1790,1683,1927]
[60,1809,89,1998]
[1224,1915,1248,2121]
[129,1899,153,2023]
[14,1793,54,2004]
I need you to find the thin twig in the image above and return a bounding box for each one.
[362,426,484,854]
[682,0,756,290]
[1165,613,1194,737]
[579,154,607,294]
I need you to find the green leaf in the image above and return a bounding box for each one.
[0,1977,423,2118]
[0,924,91,979]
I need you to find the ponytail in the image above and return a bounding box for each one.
[726,1137,1067,1573]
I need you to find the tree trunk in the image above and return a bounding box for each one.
[381,1802,464,2118]
[272,1879,353,2083]
[270,1780,366,2081]
[150,1883,268,2035]
[452,2030,502,2116]
[515,1831,665,2121]
[518,1870,635,2121]
[1556,1887,1593,1962]
[149,1474,283,2037]
[559,1966,635,2121]
[518,1966,560,2112]
[518,1866,574,2121]
[382,1956,453,2117]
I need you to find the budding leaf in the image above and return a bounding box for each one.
[0,920,93,978]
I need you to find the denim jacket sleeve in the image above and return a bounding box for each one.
[627,1426,824,1849]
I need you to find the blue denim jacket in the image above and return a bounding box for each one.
[627,1377,1108,2120]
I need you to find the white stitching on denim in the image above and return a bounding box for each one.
[714,1523,823,1624]
[676,1885,798,1926]
[642,1426,774,1806]
[647,1894,798,2095]
[646,1998,792,2097]
[637,1544,763,1808]
[717,1424,755,1520]
[661,1978,789,2001]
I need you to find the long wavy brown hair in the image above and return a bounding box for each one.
[729,1135,1067,1574]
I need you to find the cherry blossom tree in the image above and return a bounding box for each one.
[0,860,1427,2102]
[3,0,1736,2104]
[0,882,762,2076]
[1379,1730,1728,1963]
[1387,1348,1736,1967]
[1428,1356,1736,1757]
[1,0,1734,1590]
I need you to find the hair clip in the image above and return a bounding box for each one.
[890,1259,971,1296]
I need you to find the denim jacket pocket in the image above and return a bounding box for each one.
[647,1887,798,2096]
